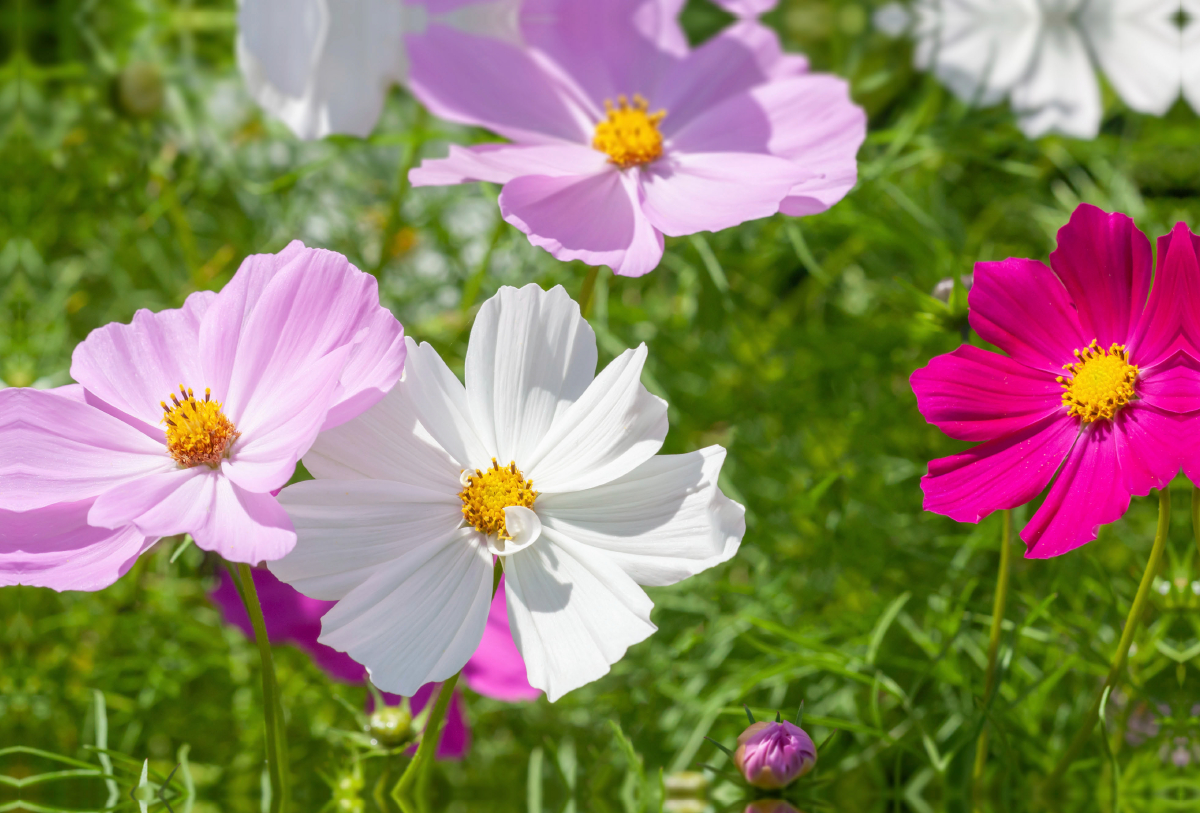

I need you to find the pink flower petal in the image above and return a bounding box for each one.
[1048,204,1152,350]
[499,169,664,277]
[410,143,607,188]
[462,578,541,702]
[194,476,295,564]
[1140,223,1200,362]
[1136,352,1200,414]
[969,258,1089,375]
[713,0,778,15]
[1112,404,1183,497]
[921,414,1078,524]
[640,152,810,237]
[89,467,212,537]
[910,344,1063,443]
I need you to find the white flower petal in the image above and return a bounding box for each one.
[489,506,542,557]
[318,527,494,696]
[465,284,597,468]
[402,337,494,470]
[271,479,463,599]
[303,367,463,494]
[525,345,667,493]
[1083,0,1181,116]
[504,531,656,702]
[1010,18,1101,139]
[538,446,744,586]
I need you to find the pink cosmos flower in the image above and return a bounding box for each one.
[1,243,405,570]
[733,720,817,789]
[911,204,1198,557]
[407,2,865,276]
[209,567,538,759]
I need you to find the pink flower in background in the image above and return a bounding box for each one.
[733,720,817,789]
[408,2,864,276]
[911,204,1197,558]
[1,243,404,568]
[713,0,778,17]
[209,567,538,759]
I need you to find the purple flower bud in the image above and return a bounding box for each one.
[733,721,817,789]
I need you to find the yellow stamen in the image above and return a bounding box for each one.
[1057,341,1138,423]
[592,94,666,169]
[160,385,240,468]
[459,459,538,540]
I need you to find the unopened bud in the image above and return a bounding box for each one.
[745,800,802,813]
[733,720,817,789]
[367,705,413,747]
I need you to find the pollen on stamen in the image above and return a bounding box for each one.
[160,384,240,469]
[459,459,538,540]
[592,94,666,169]
[1057,340,1139,424]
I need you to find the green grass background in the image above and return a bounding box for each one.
[3,0,1200,811]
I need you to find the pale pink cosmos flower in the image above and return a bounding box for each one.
[733,720,817,789]
[407,2,865,276]
[209,568,537,759]
[912,204,1198,557]
[1,243,405,571]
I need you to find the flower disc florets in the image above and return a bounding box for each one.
[161,385,240,468]
[1057,340,1138,423]
[593,94,666,168]
[459,459,538,540]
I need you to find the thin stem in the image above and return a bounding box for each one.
[232,562,290,813]
[393,673,461,801]
[973,509,1012,790]
[578,265,600,318]
[1043,488,1170,790]
[1192,487,1200,563]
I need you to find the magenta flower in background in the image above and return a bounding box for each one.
[911,204,1198,558]
[407,1,865,276]
[733,720,817,789]
[209,567,538,759]
[1,243,404,569]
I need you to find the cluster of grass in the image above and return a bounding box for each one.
[3,0,1200,811]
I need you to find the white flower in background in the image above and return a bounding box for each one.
[236,0,521,139]
[1185,0,1200,113]
[270,284,745,702]
[895,0,1182,139]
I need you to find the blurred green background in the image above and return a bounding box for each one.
[3,0,1200,811]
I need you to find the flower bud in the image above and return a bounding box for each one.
[733,720,817,789]
[367,704,413,747]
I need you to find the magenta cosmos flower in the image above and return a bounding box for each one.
[210,568,537,759]
[407,2,865,276]
[1,243,404,570]
[733,720,817,789]
[911,204,1197,557]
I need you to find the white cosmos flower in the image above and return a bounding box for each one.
[269,284,745,701]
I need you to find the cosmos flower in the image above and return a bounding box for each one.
[733,720,817,789]
[911,204,1197,557]
[713,0,778,17]
[209,567,537,759]
[2,242,405,568]
[270,284,745,701]
[407,4,864,276]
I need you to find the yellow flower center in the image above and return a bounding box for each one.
[459,459,538,540]
[160,385,240,468]
[1057,341,1138,423]
[592,94,666,169]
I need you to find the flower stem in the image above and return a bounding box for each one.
[1192,487,1200,563]
[578,265,600,318]
[1042,488,1170,789]
[393,672,461,801]
[972,509,1012,790]
[231,562,290,813]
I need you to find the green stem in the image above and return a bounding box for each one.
[393,672,461,801]
[1043,488,1170,789]
[973,509,1012,789]
[232,562,290,813]
[1192,487,1200,563]
[578,265,600,318]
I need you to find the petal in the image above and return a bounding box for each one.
[714,0,778,15]
[1022,422,1129,558]
[1136,353,1200,414]
[320,302,407,432]
[499,169,665,278]
[910,344,1063,442]
[504,531,656,702]
[537,446,744,586]
[921,413,1079,524]
[968,258,1089,374]
[1048,204,1153,350]
[401,338,494,471]
[90,467,215,539]
[918,1,1040,105]
[410,143,607,187]
[465,284,598,467]
[1009,22,1102,139]
[461,579,540,701]
[318,527,494,697]
[194,477,296,564]
[526,344,668,493]
[0,501,154,592]
[1111,403,1182,497]
[1082,0,1181,116]
[1143,223,1200,361]
[272,478,463,600]
[640,152,809,237]
[490,506,542,557]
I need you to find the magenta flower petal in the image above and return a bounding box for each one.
[733,720,816,789]
[1145,223,1200,361]
[910,345,1062,443]
[403,683,471,760]
[1111,404,1184,496]
[1137,353,1200,414]
[461,577,541,701]
[921,414,1078,524]
[968,258,1089,374]
[1048,204,1152,350]
[0,501,154,591]
[499,170,664,277]
[641,152,809,237]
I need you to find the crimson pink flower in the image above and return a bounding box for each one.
[0,243,405,575]
[209,568,538,759]
[911,205,1197,557]
[406,1,864,276]
[733,720,817,789]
